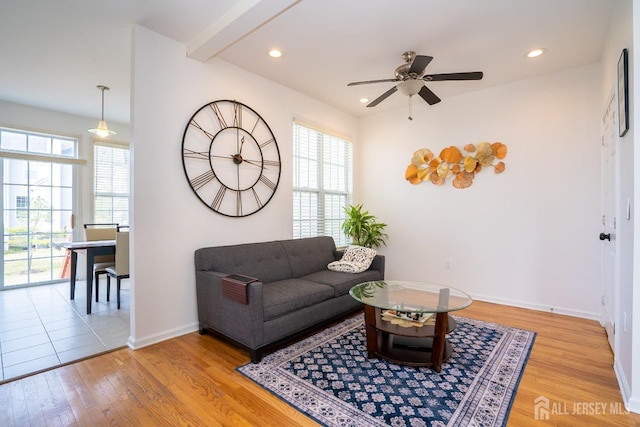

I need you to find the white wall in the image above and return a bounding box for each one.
[358,63,603,318]
[129,26,358,347]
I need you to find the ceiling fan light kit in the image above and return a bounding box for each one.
[397,80,423,96]
[88,85,116,138]
[348,51,484,114]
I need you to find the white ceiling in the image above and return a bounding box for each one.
[0,0,618,125]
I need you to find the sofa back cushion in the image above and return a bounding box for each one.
[281,236,336,278]
[195,240,292,283]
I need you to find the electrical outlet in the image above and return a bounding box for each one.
[445,259,452,270]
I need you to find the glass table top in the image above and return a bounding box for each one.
[349,280,473,314]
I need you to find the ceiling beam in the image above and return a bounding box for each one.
[186,0,301,62]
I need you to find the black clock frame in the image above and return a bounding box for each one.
[181,99,281,217]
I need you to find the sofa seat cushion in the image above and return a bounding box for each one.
[301,269,382,297]
[263,279,335,321]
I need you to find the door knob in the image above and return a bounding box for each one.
[599,232,611,241]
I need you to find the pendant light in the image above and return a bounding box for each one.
[89,85,116,137]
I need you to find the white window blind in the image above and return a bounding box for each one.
[293,120,352,246]
[94,142,129,225]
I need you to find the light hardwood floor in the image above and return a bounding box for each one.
[1,300,639,426]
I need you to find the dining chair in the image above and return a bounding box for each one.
[105,226,129,309]
[84,223,118,302]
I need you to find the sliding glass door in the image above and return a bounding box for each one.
[1,127,79,289]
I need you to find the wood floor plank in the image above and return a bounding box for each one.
[42,370,76,427]
[1,300,639,426]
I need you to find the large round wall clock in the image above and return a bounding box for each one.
[181,100,281,217]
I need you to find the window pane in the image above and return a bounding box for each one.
[94,143,129,225]
[1,130,27,151]
[28,134,51,154]
[52,138,76,157]
[4,158,28,185]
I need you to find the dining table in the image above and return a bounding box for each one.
[61,239,116,314]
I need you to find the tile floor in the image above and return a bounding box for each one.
[0,278,130,383]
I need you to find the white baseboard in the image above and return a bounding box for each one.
[614,360,632,408]
[469,292,601,321]
[627,396,640,414]
[614,360,640,414]
[127,321,200,350]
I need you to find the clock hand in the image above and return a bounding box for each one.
[237,156,240,190]
[239,136,245,154]
[225,154,265,168]
[241,158,266,168]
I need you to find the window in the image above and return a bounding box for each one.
[15,196,28,221]
[293,120,352,246]
[94,142,129,225]
[16,196,28,209]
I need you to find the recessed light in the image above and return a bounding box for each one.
[268,49,282,58]
[359,98,370,104]
[527,48,546,58]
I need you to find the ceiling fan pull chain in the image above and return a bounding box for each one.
[408,95,413,120]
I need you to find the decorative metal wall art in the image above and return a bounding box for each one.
[405,142,507,189]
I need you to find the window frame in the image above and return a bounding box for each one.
[293,119,353,246]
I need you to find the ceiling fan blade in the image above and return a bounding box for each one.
[367,86,398,107]
[408,55,433,76]
[347,78,399,86]
[423,71,484,81]
[418,85,441,105]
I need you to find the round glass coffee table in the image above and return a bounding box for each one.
[350,280,473,372]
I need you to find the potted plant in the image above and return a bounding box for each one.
[342,204,388,249]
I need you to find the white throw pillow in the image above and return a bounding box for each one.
[327,245,376,274]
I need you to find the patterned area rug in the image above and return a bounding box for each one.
[237,314,535,427]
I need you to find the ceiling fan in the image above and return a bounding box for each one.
[347,51,484,108]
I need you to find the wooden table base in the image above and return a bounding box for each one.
[363,305,455,372]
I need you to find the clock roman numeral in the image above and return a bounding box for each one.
[190,169,216,190]
[211,185,226,211]
[210,103,227,128]
[259,175,277,191]
[259,138,275,148]
[236,190,242,216]
[249,117,260,135]
[182,148,209,160]
[250,187,263,209]
[189,120,214,139]
[263,159,280,167]
[233,102,242,128]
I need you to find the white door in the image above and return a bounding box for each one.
[601,93,617,351]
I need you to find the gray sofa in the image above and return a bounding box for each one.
[194,236,385,362]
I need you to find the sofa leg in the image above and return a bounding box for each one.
[250,349,262,364]
[198,323,207,335]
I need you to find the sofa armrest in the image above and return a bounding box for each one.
[369,254,385,278]
[195,271,265,348]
